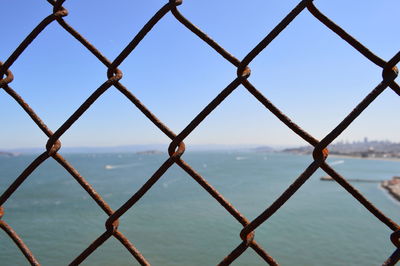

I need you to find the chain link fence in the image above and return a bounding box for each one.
[1,0,399,265]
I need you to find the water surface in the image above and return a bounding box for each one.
[1,152,399,265]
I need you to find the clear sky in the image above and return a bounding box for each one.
[1,0,399,149]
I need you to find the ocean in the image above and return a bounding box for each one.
[1,152,399,265]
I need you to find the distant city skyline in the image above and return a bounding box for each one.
[3,137,399,153]
[1,0,399,149]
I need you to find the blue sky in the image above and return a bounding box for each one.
[1,0,399,149]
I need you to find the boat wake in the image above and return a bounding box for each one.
[329,160,344,166]
[163,178,180,188]
[104,163,140,170]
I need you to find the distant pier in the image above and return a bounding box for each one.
[320,176,383,183]
[321,175,400,202]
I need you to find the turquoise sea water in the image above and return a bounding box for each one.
[1,152,399,265]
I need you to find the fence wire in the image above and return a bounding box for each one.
[1,0,399,265]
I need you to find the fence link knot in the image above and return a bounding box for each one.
[391,230,400,248]
[105,218,120,233]
[0,62,14,88]
[168,141,186,159]
[382,65,398,81]
[240,230,255,246]
[106,68,123,83]
[45,139,62,157]
[52,6,68,18]
[312,147,329,163]
[168,0,183,8]
[237,66,251,80]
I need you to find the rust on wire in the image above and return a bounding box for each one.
[0,0,399,265]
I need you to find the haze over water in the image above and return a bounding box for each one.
[1,151,399,265]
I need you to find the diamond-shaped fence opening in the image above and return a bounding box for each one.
[0,0,399,265]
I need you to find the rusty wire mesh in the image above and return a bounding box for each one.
[1,0,400,265]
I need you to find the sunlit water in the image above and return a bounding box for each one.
[1,152,399,265]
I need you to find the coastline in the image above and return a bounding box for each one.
[282,151,400,162]
[380,177,400,202]
[319,154,400,202]
[328,154,400,162]
[329,155,400,202]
